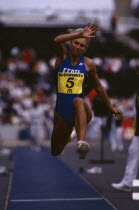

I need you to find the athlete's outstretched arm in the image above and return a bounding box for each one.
[87,60,122,119]
[53,23,99,57]
[54,24,98,44]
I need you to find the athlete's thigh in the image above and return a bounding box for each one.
[51,111,73,147]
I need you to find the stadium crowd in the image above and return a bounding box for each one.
[0,45,138,143]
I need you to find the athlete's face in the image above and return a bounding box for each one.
[70,38,88,57]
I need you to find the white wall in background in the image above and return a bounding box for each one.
[0,0,115,11]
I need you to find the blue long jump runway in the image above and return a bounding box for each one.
[7,146,115,210]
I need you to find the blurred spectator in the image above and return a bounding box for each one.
[33,59,50,76]
[108,114,124,152]
[49,56,57,70]
[93,57,103,67]
[29,98,46,151]
[129,57,139,69]
[110,12,118,33]
[10,46,21,58]
[104,57,122,73]
[111,94,139,191]
[0,40,138,144]
[111,68,139,192]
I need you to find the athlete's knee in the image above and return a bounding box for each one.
[72,98,84,108]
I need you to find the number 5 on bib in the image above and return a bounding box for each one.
[58,72,84,94]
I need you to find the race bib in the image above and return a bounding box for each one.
[58,72,84,94]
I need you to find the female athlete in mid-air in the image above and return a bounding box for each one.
[51,23,122,159]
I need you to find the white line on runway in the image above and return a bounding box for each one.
[11,198,103,202]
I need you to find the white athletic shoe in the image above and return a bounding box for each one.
[77,140,90,159]
[111,182,132,192]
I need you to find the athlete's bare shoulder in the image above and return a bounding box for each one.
[84,57,96,73]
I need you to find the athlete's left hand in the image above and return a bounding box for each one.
[81,23,99,39]
[111,107,123,120]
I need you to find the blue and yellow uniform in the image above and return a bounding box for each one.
[55,53,87,125]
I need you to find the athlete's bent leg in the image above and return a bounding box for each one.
[51,111,73,156]
[72,98,92,140]
[72,98,92,159]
